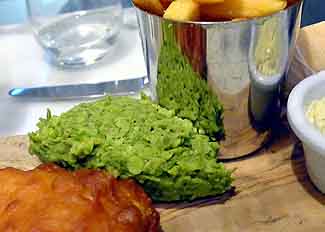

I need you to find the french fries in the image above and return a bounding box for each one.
[133,0,290,21]
[201,0,287,20]
[160,0,173,9]
[133,0,164,16]
[193,0,224,5]
[163,0,200,21]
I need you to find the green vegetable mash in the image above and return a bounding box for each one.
[29,97,232,202]
[157,25,224,140]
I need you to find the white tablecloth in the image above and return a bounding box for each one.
[0,8,146,136]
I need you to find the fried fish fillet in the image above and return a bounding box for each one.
[0,164,159,232]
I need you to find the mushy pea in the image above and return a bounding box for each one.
[29,96,233,202]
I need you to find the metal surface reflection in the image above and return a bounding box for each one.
[136,1,303,159]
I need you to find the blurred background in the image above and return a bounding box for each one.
[0,0,132,25]
[301,0,324,26]
[0,0,323,26]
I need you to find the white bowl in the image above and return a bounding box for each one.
[287,71,325,193]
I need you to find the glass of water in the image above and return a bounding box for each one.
[26,0,123,67]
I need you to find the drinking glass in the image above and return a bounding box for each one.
[26,0,123,67]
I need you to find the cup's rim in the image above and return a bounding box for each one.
[133,0,303,25]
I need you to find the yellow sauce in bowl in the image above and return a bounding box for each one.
[306,97,325,134]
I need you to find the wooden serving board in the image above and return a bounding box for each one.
[1,22,325,232]
[1,124,325,232]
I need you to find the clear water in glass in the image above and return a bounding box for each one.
[27,0,123,67]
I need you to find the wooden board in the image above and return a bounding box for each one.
[1,21,324,232]
[1,124,325,232]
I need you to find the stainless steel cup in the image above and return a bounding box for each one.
[135,1,303,159]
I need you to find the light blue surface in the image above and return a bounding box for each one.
[0,0,27,25]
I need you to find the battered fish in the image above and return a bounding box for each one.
[0,164,159,232]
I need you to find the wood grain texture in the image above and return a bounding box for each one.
[157,125,325,232]
[0,135,40,170]
[0,126,324,231]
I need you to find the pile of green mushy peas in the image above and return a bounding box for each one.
[29,96,233,202]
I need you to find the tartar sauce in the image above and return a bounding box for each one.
[306,97,325,134]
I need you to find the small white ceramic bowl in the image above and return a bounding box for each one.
[287,71,325,193]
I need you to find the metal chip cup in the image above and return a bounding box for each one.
[135,1,303,159]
